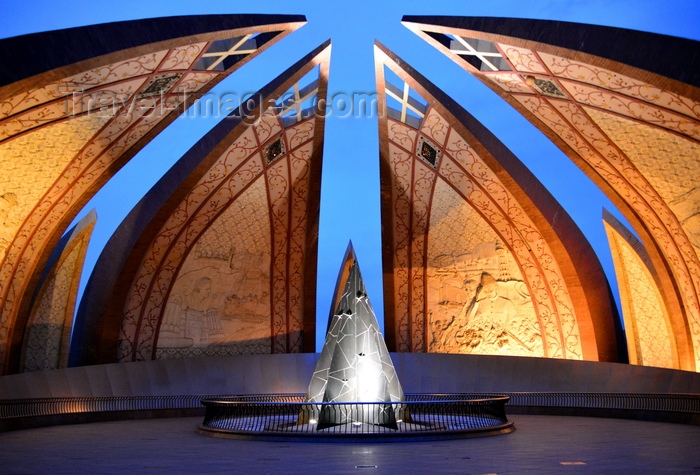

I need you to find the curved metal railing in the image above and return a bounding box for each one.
[199,395,512,436]
[0,393,305,419]
[504,392,700,413]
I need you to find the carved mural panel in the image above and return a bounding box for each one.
[383,103,580,358]
[121,108,319,361]
[0,40,225,369]
[448,37,700,369]
[157,178,272,358]
[404,25,700,368]
[0,22,306,371]
[427,180,543,356]
[120,154,266,361]
[441,125,580,359]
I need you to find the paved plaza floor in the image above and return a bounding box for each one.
[1,414,699,474]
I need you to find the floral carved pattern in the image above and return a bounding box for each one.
[267,155,291,353]
[557,80,700,141]
[538,53,700,121]
[500,45,547,74]
[420,109,449,146]
[384,106,581,358]
[22,215,95,372]
[0,51,168,124]
[0,97,182,365]
[160,43,208,71]
[0,36,238,369]
[512,93,700,367]
[605,220,675,369]
[451,40,700,368]
[287,142,313,352]
[388,135,414,351]
[485,73,534,94]
[410,161,436,351]
[119,117,317,361]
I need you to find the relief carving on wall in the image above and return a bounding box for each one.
[383,105,579,358]
[469,41,700,367]
[427,242,542,357]
[156,178,272,358]
[0,42,221,368]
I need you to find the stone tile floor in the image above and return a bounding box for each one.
[1,415,699,474]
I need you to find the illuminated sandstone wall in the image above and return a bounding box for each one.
[382,108,576,357]
[604,212,677,369]
[21,211,95,372]
[376,43,620,360]
[0,16,304,373]
[427,180,543,356]
[157,178,272,358]
[114,46,329,362]
[404,17,700,370]
[120,111,320,360]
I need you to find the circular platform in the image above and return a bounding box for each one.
[198,393,514,440]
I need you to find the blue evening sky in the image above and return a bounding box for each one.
[2,0,699,350]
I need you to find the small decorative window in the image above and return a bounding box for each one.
[137,74,182,98]
[416,135,441,168]
[525,76,567,98]
[264,137,285,164]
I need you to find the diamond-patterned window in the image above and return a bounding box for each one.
[416,135,441,168]
[525,76,568,98]
[384,67,427,129]
[264,137,285,164]
[137,74,182,98]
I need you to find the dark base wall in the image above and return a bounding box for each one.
[1,353,699,399]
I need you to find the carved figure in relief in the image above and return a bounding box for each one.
[183,277,225,343]
[428,259,543,357]
[159,245,272,352]
[429,277,478,350]
[160,276,225,348]
[455,273,541,355]
[464,274,514,326]
[228,247,268,306]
